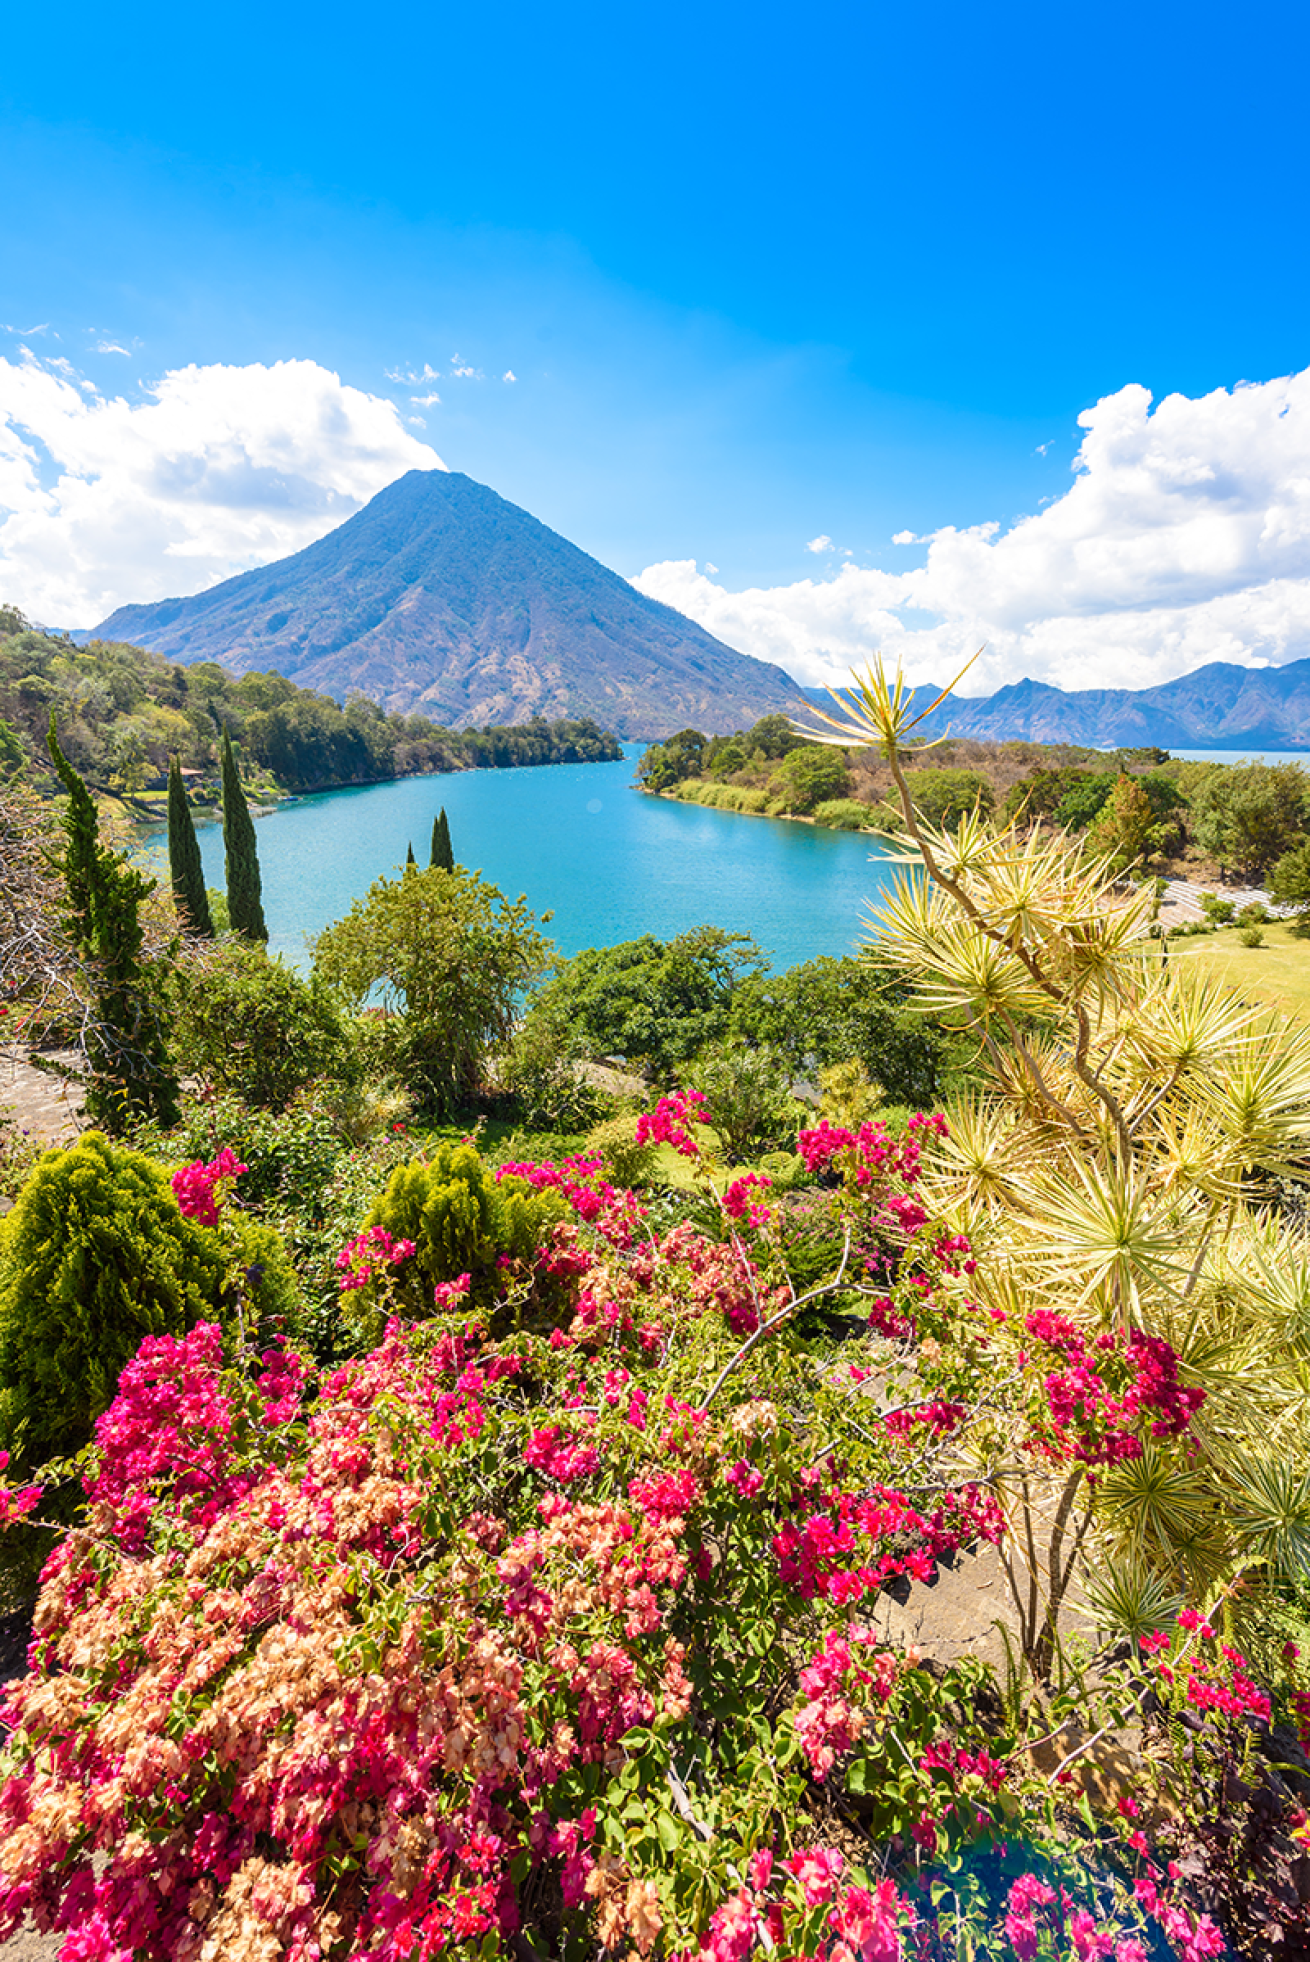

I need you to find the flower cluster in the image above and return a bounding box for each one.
[1140,1612,1272,1724]
[0,1451,41,1530]
[721,1171,773,1228]
[773,1475,1005,1606]
[634,1088,710,1156]
[170,1145,246,1226]
[1021,1312,1205,1465]
[794,1624,899,1779]
[335,1223,417,1291]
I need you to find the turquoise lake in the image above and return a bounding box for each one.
[143,746,904,972]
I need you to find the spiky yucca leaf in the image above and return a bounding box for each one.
[1081,1555,1185,1643]
[1018,1159,1193,1323]
[1227,1453,1310,1581]
[1096,1444,1215,1558]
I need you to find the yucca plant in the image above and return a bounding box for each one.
[800,659,1310,1665]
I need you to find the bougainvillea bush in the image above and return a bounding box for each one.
[4,1097,1290,1962]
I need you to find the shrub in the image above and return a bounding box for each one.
[1239,923,1266,946]
[342,1140,568,1338]
[684,1037,799,1163]
[312,866,553,1116]
[1200,892,1237,924]
[812,797,872,830]
[766,744,851,814]
[134,1094,345,1220]
[0,1133,230,1474]
[582,1110,661,1188]
[171,938,354,1109]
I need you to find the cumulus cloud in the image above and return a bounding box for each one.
[805,534,833,554]
[0,354,444,626]
[635,366,1310,695]
[503,370,517,383]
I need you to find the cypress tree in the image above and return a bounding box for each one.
[167,756,213,936]
[220,730,268,942]
[47,714,181,1131]
[430,807,454,872]
[406,841,417,870]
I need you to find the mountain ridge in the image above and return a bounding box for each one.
[801,662,1310,750]
[92,470,806,739]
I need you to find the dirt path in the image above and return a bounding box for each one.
[0,1047,85,1148]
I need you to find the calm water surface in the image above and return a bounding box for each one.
[144,746,903,971]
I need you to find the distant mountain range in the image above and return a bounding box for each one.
[92,470,806,739]
[802,663,1310,751]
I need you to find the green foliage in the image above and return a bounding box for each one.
[636,726,707,789]
[0,619,622,801]
[1002,766,1116,829]
[166,756,213,936]
[0,1133,227,1473]
[1270,838,1310,925]
[581,1110,661,1188]
[767,743,851,814]
[730,954,951,1107]
[1200,892,1237,923]
[220,730,269,941]
[350,1141,567,1336]
[905,766,995,830]
[313,866,553,1115]
[498,997,611,1132]
[170,939,355,1109]
[523,925,767,1081]
[429,805,454,871]
[1191,761,1310,875]
[48,716,180,1131]
[684,1038,797,1163]
[135,1093,347,1220]
[812,796,871,829]
[1239,923,1266,947]
[1085,773,1181,867]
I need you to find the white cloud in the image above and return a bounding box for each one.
[503,370,517,383]
[805,534,833,554]
[704,562,718,576]
[410,392,442,407]
[2,324,49,337]
[93,340,131,357]
[635,366,1310,695]
[0,354,444,627]
[892,530,918,546]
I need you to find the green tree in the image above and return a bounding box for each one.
[523,926,766,1081]
[767,744,851,814]
[1270,839,1310,936]
[312,867,553,1115]
[171,939,354,1108]
[905,766,995,831]
[220,729,268,941]
[48,716,180,1131]
[430,806,454,871]
[1191,761,1310,876]
[167,755,213,937]
[730,954,950,1107]
[637,728,707,790]
[684,1038,796,1163]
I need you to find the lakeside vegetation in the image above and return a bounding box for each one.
[0,603,622,810]
[639,711,1310,889]
[5,674,1310,1955]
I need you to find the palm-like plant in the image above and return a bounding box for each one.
[800,660,1310,1662]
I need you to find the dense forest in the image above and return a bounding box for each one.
[0,603,621,806]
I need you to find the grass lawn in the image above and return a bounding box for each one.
[1169,918,1310,1023]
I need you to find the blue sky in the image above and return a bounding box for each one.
[2,0,1309,691]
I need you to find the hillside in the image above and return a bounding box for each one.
[805,660,1310,749]
[0,612,621,807]
[92,471,806,738]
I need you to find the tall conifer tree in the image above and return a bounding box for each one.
[48,714,181,1130]
[220,730,268,942]
[406,842,417,870]
[167,757,213,937]
[430,807,454,872]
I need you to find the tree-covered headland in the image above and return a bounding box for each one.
[0,603,621,807]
